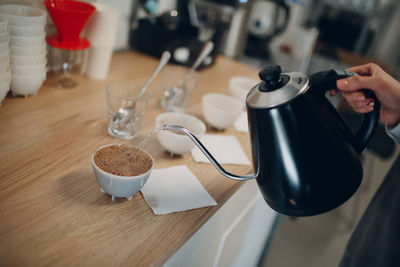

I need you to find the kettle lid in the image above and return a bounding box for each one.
[247,65,309,108]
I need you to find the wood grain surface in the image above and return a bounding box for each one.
[0,51,260,266]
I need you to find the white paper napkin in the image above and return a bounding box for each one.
[234,112,249,133]
[141,165,217,215]
[191,134,251,165]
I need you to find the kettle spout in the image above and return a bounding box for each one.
[161,125,256,181]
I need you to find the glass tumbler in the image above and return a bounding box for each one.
[161,65,200,112]
[106,82,149,139]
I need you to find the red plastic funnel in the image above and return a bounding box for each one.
[45,0,95,46]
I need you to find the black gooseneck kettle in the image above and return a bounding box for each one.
[162,65,380,216]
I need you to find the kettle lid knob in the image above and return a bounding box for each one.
[258,65,284,92]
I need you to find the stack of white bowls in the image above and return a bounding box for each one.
[0,15,10,106]
[84,3,119,80]
[0,5,47,97]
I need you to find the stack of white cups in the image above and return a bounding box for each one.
[0,15,10,106]
[84,3,119,80]
[0,5,47,97]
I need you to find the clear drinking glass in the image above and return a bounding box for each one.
[106,82,149,139]
[161,65,200,112]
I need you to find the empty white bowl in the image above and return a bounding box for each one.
[0,42,9,54]
[11,55,46,65]
[8,25,45,37]
[10,72,46,96]
[0,62,9,73]
[91,144,153,200]
[10,44,46,56]
[202,93,244,130]
[10,34,46,47]
[0,80,10,106]
[0,5,47,27]
[0,17,8,33]
[0,71,10,84]
[155,112,206,156]
[11,62,46,75]
[0,31,9,44]
[229,76,258,104]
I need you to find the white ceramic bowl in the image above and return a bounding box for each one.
[0,62,9,73]
[0,17,8,33]
[202,93,244,130]
[91,144,153,200]
[229,76,258,104]
[10,72,46,96]
[0,71,10,84]
[0,31,9,44]
[11,54,46,65]
[10,44,46,56]
[155,112,206,156]
[0,42,8,54]
[11,62,46,75]
[10,34,45,47]
[0,80,10,106]
[8,25,45,37]
[0,5,47,27]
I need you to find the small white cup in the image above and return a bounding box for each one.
[156,112,206,156]
[229,76,258,104]
[91,144,153,200]
[202,93,244,130]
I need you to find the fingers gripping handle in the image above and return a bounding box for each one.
[309,69,380,154]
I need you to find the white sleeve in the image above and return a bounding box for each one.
[386,122,400,144]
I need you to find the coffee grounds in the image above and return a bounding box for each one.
[94,145,153,176]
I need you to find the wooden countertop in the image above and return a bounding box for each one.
[0,51,259,266]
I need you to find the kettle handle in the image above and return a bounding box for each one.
[309,69,380,154]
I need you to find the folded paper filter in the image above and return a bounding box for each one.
[141,165,217,215]
[141,133,250,215]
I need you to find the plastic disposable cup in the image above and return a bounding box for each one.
[85,46,113,80]
[11,34,46,47]
[84,3,119,47]
[8,25,45,37]
[0,5,47,27]
[0,62,10,73]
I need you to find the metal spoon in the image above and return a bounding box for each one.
[163,41,214,107]
[111,51,171,134]
[136,51,171,101]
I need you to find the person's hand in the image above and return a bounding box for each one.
[332,63,400,126]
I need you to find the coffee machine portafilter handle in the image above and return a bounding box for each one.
[161,125,256,181]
